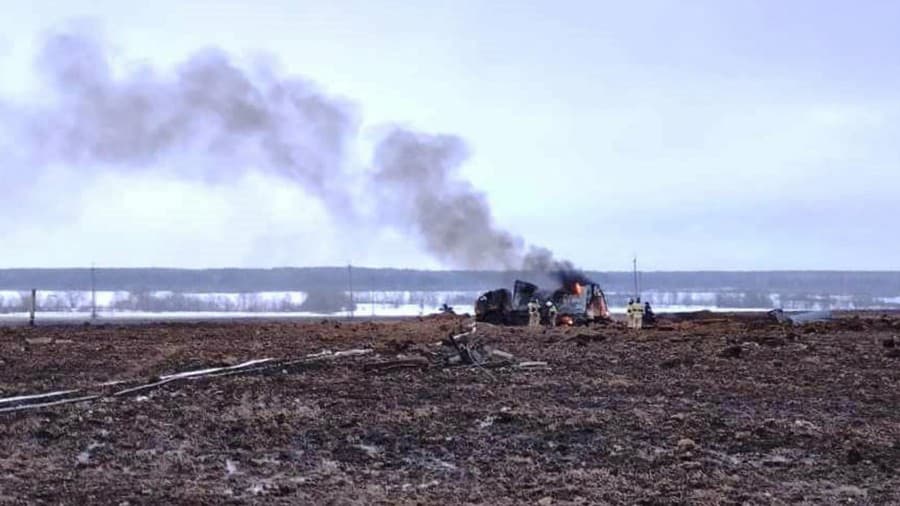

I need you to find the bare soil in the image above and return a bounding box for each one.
[1,313,899,505]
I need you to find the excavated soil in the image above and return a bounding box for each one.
[1,313,899,505]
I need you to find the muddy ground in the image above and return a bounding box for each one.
[1,313,899,505]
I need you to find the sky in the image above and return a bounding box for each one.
[0,0,898,270]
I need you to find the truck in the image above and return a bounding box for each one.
[474,279,610,326]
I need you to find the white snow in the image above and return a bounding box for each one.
[607,305,768,314]
[2,287,898,323]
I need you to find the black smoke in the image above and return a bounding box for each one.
[554,268,595,290]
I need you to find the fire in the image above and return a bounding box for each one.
[560,315,574,326]
[573,283,583,296]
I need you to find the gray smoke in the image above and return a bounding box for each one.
[2,27,573,271]
[521,246,576,272]
[13,29,357,215]
[371,129,530,269]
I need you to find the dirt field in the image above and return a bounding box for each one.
[1,313,899,505]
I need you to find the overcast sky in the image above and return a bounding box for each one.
[1,0,897,270]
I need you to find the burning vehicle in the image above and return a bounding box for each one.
[475,275,610,326]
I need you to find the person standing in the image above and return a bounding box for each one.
[527,298,540,327]
[626,298,635,329]
[633,297,645,330]
[546,301,558,327]
[643,301,656,327]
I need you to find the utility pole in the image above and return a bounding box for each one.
[29,289,36,326]
[91,263,97,320]
[347,263,354,320]
[632,256,639,299]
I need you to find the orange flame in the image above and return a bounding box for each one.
[560,315,574,326]
[573,283,583,296]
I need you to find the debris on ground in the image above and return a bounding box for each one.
[439,322,526,368]
[0,313,898,503]
[719,345,743,358]
[769,308,834,325]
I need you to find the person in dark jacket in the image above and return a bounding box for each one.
[643,301,656,326]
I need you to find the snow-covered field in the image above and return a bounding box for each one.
[0,303,777,325]
[0,288,897,325]
[0,290,312,312]
[0,303,465,324]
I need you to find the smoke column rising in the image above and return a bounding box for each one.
[2,27,575,271]
[22,29,357,213]
[371,129,528,269]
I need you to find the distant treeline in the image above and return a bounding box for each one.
[0,268,898,297]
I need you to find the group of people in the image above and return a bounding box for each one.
[525,296,652,329]
[626,297,654,329]
[527,299,559,327]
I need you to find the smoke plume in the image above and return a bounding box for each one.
[371,129,528,269]
[21,29,357,214]
[2,27,575,271]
